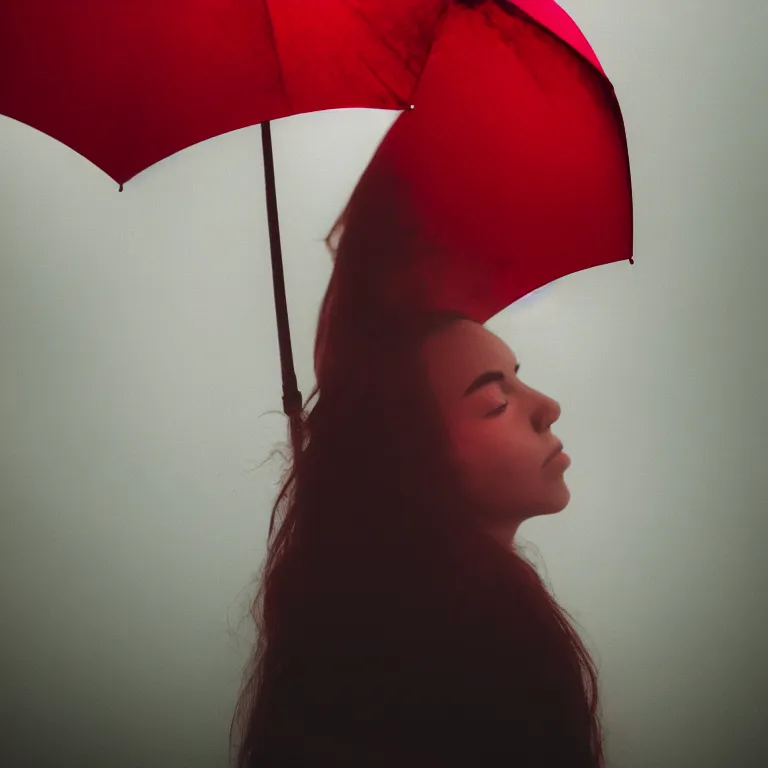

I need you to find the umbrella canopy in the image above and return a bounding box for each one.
[365,0,634,323]
[0,0,448,185]
[0,0,622,187]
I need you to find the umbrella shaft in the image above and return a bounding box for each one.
[260,121,303,418]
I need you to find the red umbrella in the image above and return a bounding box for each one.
[333,0,634,325]
[1,0,633,533]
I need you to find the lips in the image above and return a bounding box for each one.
[545,441,563,464]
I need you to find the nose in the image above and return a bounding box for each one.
[533,389,561,430]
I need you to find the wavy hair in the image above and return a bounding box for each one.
[228,128,605,768]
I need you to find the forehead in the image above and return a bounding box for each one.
[421,321,517,399]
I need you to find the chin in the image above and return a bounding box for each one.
[523,483,571,518]
[545,483,571,514]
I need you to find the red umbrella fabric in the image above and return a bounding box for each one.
[0,0,616,184]
[345,0,634,325]
[1,0,452,185]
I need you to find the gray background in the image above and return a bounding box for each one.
[1,1,766,766]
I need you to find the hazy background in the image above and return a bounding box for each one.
[1,1,766,766]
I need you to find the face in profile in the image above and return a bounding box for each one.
[421,320,570,547]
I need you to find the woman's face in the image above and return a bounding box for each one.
[421,320,570,546]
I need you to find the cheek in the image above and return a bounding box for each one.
[447,419,569,518]
[450,422,532,489]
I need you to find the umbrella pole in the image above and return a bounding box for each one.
[260,120,304,539]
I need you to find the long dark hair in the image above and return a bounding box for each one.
[228,140,605,768]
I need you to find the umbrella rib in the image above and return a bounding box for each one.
[261,0,291,113]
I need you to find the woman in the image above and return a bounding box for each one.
[228,155,605,767]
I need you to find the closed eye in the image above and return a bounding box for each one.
[487,402,508,418]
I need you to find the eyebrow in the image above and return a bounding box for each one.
[463,363,520,397]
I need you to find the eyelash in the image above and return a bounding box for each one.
[488,402,508,417]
